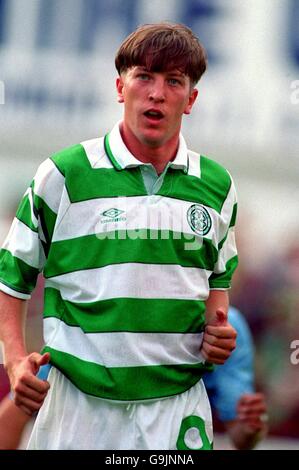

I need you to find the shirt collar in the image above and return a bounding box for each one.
[104,121,189,174]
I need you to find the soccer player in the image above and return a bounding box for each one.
[204,306,268,449]
[0,22,238,450]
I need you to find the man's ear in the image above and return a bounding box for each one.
[184,88,198,115]
[116,77,125,103]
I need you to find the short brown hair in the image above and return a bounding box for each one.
[115,22,207,85]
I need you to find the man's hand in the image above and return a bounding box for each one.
[237,393,268,431]
[226,393,268,449]
[200,308,237,364]
[8,352,51,416]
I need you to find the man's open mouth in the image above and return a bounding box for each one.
[144,109,164,121]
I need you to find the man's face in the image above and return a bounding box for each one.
[116,66,198,148]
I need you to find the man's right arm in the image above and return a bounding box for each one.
[0,291,50,416]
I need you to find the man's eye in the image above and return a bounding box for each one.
[138,74,150,81]
[168,78,180,86]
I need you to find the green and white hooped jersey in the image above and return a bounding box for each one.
[0,122,238,402]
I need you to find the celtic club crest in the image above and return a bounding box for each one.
[187,204,212,236]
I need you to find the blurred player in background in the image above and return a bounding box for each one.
[0,22,238,449]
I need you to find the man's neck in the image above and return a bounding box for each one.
[120,123,179,175]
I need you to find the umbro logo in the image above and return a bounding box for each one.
[100,208,126,224]
[102,208,124,218]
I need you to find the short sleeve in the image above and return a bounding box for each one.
[0,158,64,299]
[209,176,238,290]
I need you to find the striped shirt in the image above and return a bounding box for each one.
[0,122,238,401]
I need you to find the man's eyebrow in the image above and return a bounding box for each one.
[167,70,186,76]
[166,71,187,81]
[134,66,149,71]
[133,66,187,80]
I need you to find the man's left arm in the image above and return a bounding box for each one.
[200,290,236,364]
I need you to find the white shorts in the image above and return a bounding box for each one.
[27,367,213,450]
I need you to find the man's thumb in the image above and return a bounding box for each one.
[209,309,228,326]
[30,352,51,371]
[38,352,51,366]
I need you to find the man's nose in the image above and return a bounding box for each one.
[148,78,165,102]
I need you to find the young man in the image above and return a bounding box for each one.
[0,22,238,450]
